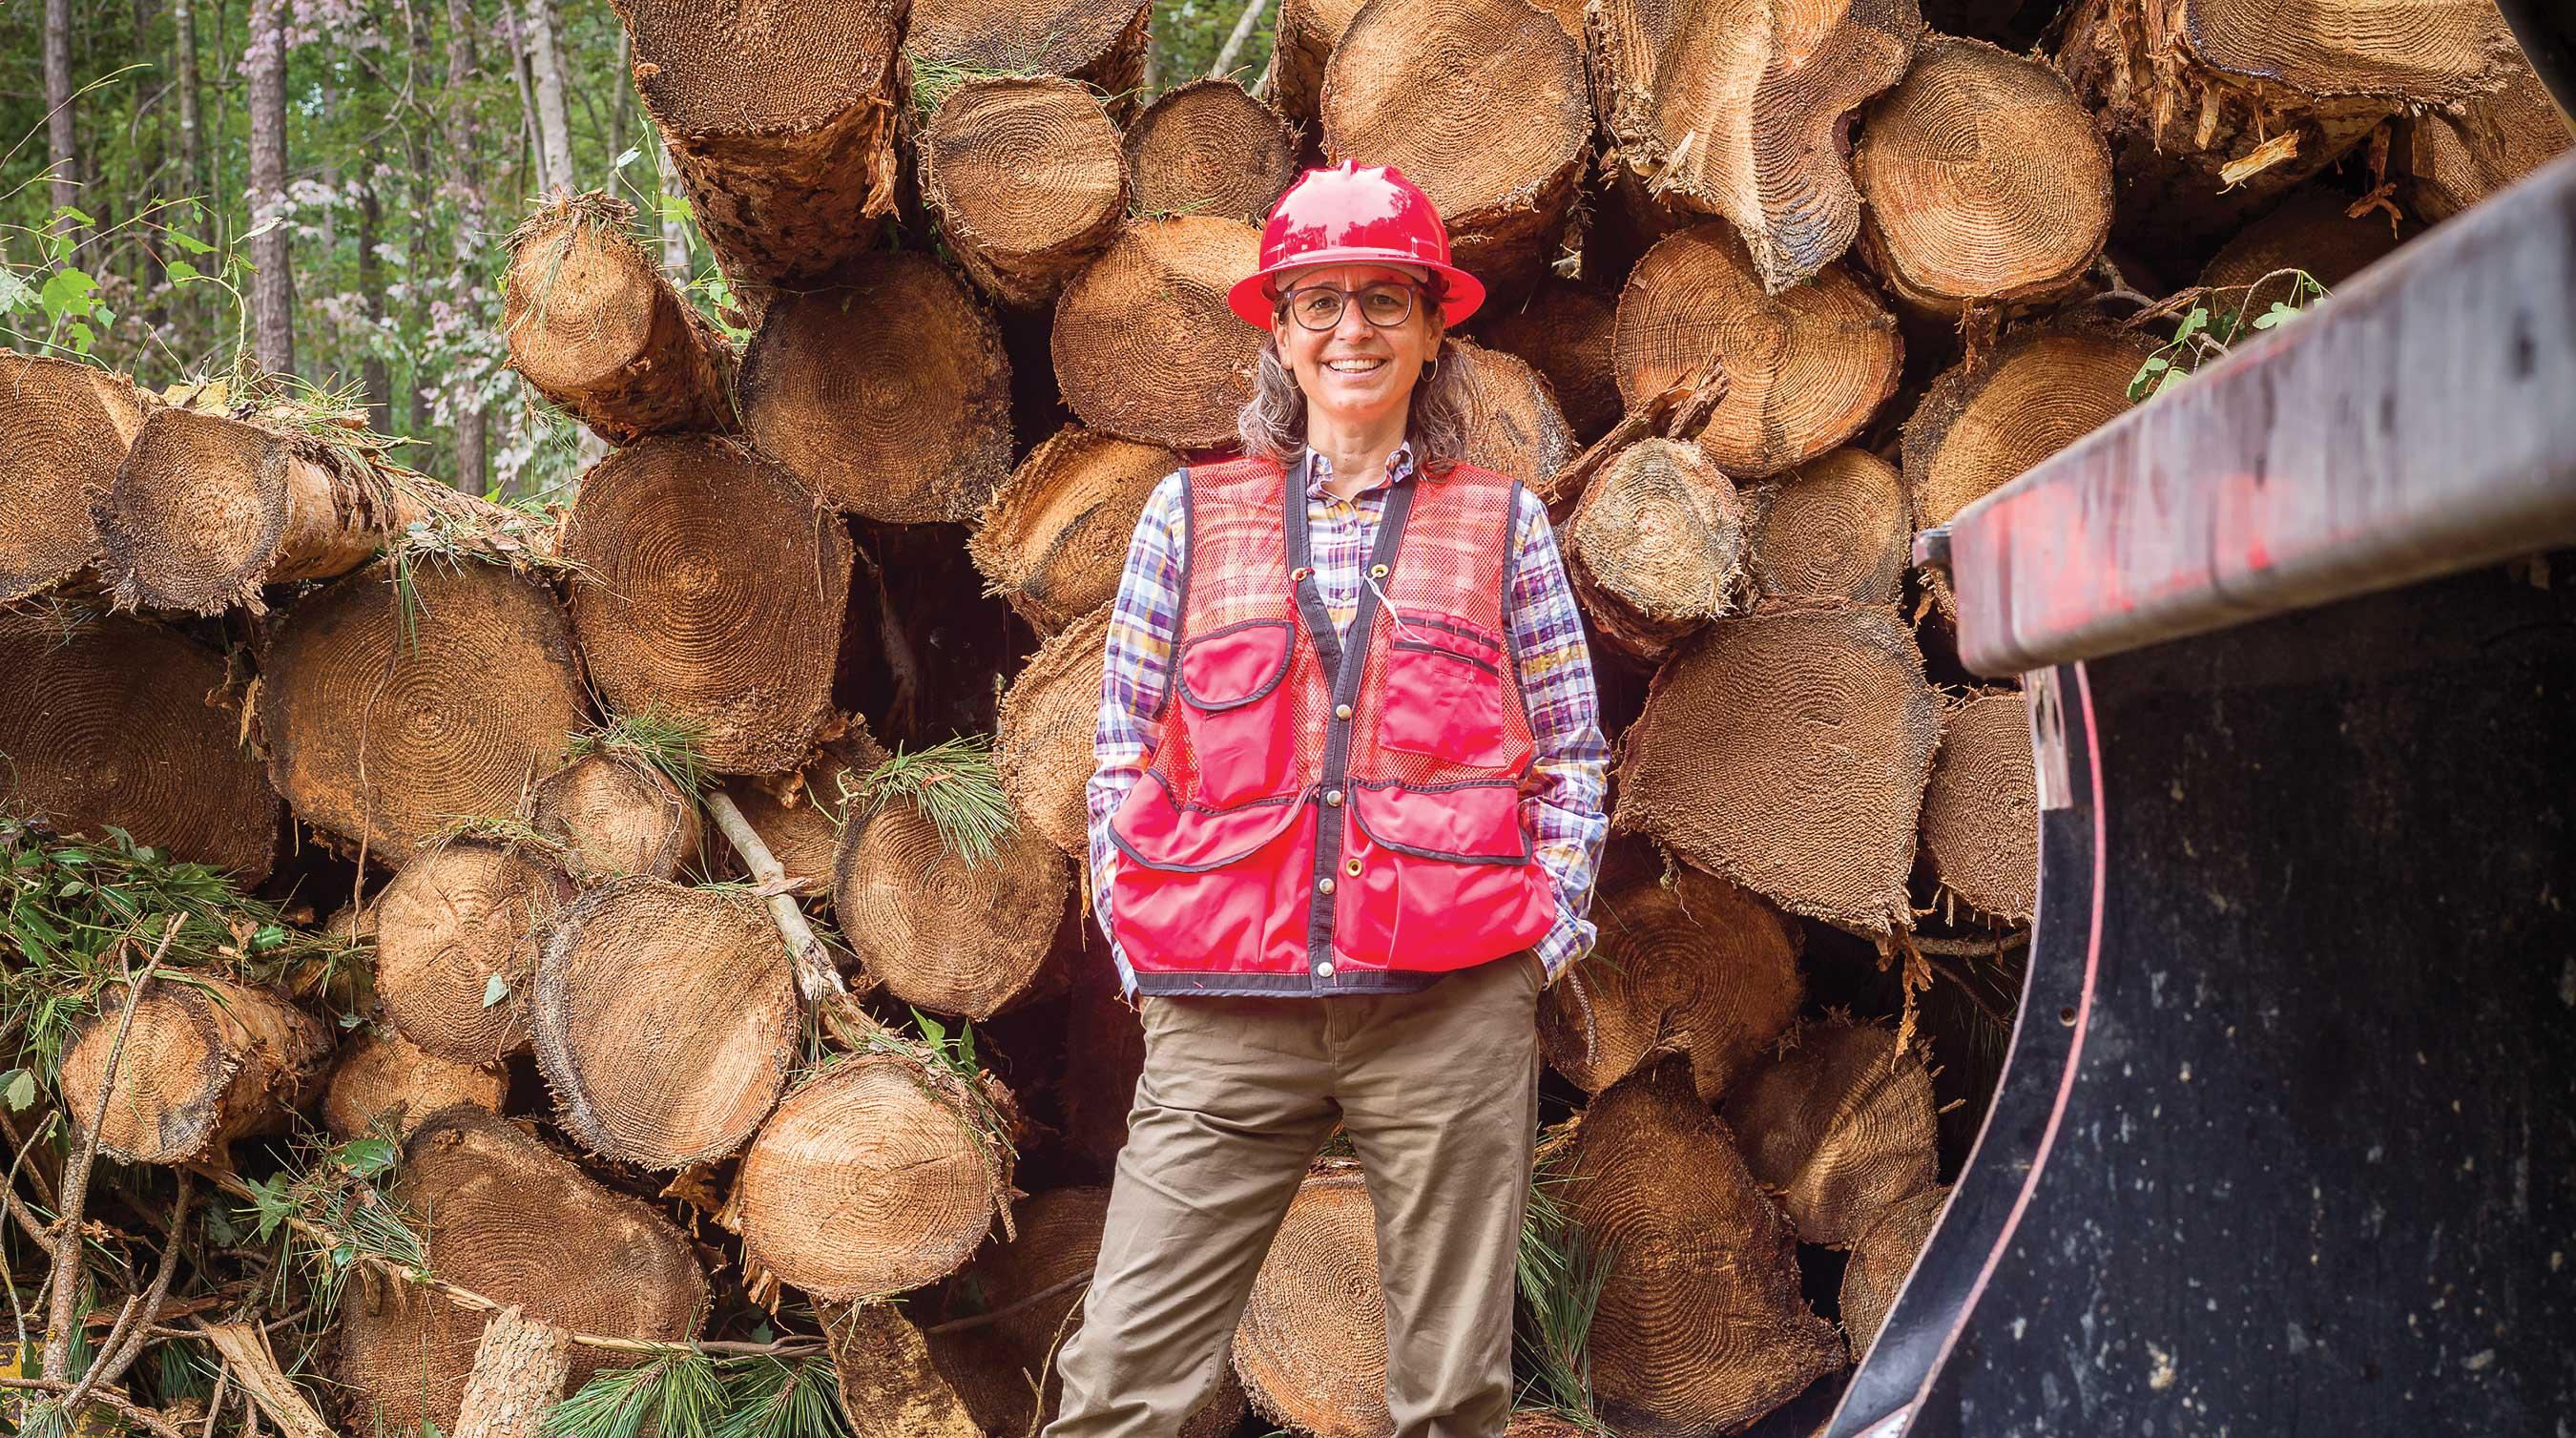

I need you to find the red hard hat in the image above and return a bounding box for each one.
[1226,161,1487,328]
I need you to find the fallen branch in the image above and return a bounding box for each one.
[193,1320,336,1438]
[0,1375,192,1438]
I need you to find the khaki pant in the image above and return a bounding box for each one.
[1043,950,1546,1438]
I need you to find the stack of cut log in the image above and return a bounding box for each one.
[1,0,2563,1433]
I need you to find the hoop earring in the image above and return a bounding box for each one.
[1421,358,1440,382]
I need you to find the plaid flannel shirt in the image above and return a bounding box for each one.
[1086,444,1610,999]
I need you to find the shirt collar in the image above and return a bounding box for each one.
[1303,441,1418,501]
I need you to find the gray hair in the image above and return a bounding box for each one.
[1236,322,1476,476]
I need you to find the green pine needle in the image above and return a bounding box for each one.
[1515,1165,1615,1433]
[844,735,1016,868]
[570,709,716,800]
[543,1351,851,1438]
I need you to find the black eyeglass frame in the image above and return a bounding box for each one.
[1272,279,1440,332]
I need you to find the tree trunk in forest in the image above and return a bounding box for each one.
[523,0,576,196]
[361,182,393,434]
[247,0,296,376]
[446,0,491,493]
[43,0,79,229]
[176,0,203,206]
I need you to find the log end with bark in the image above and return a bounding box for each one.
[737,254,1015,524]
[834,800,1070,1018]
[1234,1161,1393,1438]
[372,835,578,1065]
[1900,317,2154,536]
[612,0,906,284]
[1323,0,1591,296]
[822,1303,984,1438]
[1567,1057,1847,1437]
[1744,447,1913,606]
[258,558,587,865]
[57,976,329,1165]
[729,1053,1016,1303]
[501,193,737,443]
[450,1305,573,1438]
[0,351,149,604]
[2197,186,2409,292]
[322,1027,509,1141]
[2399,61,2574,224]
[334,1105,707,1438]
[1539,865,1803,1102]
[97,407,411,616]
[1267,0,1376,129]
[970,427,1178,634]
[1451,338,1579,490]
[1613,603,1941,933]
[562,436,850,776]
[920,77,1131,310]
[0,609,280,883]
[1840,1182,1947,1359]
[1052,218,1266,448]
[1473,280,1623,442]
[1563,437,1750,662]
[1854,33,2114,313]
[998,603,1114,858]
[530,750,704,882]
[1590,0,1925,290]
[1614,223,1903,479]
[1123,79,1300,224]
[904,0,1151,110]
[1921,690,2039,924]
[532,877,801,1168]
[1720,1016,1942,1247]
[717,718,891,894]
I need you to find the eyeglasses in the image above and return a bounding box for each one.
[1276,281,1426,332]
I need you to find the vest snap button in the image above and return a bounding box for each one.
[1318,877,1335,895]
[1334,702,1353,720]
[1325,789,1343,806]
[1344,857,1363,877]
[1316,962,1335,978]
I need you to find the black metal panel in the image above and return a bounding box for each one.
[1904,559,2576,1434]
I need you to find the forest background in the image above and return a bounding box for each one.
[0,0,1277,504]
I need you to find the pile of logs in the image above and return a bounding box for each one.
[1,0,2563,1434]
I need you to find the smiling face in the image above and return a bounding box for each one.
[1269,262,1446,434]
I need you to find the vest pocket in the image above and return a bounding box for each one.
[1379,620,1513,767]
[1177,618,1298,805]
[1336,781,1554,970]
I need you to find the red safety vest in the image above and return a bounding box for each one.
[1107,453,1557,993]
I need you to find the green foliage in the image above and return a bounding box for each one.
[570,708,717,801]
[1515,1159,1614,1433]
[0,815,365,1082]
[238,1129,427,1314]
[543,1350,851,1438]
[2129,269,2329,403]
[840,735,1016,868]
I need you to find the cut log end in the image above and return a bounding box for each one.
[971,427,1177,633]
[921,77,1130,310]
[533,877,800,1168]
[1235,1163,1392,1438]
[1564,437,1749,661]
[738,256,1013,524]
[2400,63,2573,224]
[1841,1183,1948,1359]
[1052,218,1265,448]
[259,558,586,865]
[1614,224,1902,479]
[0,351,147,603]
[334,1106,705,1438]
[1474,281,1623,442]
[731,1053,1013,1302]
[1747,448,1912,606]
[1123,80,1299,224]
[904,0,1150,99]
[1922,691,2039,924]
[97,408,376,615]
[1901,320,2154,535]
[57,977,329,1165]
[1569,1059,1847,1436]
[2197,187,2408,293]
[1614,604,1941,932]
[1721,1018,1942,1247]
[999,604,1115,858]
[373,837,577,1065]
[563,436,851,775]
[835,802,1069,1018]
[322,1028,509,1140]
[717,719,891,894]
[530,751,703,881]
[1450,339,1578,490]
[1539,867,1803,1101]
[1855,34,2113,312]
[824,1303,983,1438]
[1592,0,1924,290]
[502,198,735,443]
[0,609,280,883]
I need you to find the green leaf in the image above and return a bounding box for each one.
[2172,306,2209,344]
[52,206,94,229]
[3,1070,35,1112]
[337,1136,399,1178]
[40,268,97,321]
[2152,366,2188,399]
[913,1008,947,1050]
[2250,301,2302,331]
[482,973,509,1009]
[166,259,201,282]
[68,321,95,355]
[250,923,288,950]
[166,229,217,255]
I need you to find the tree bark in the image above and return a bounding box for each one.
[523,0,576,196]
[450,1307,572,1438]
[43,0,80,229]
[360,180,392,435]
[175,0,201,199]
[247,0,296,376]
[445,0,490,492]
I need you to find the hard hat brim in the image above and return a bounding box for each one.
[1226,248,1487,329]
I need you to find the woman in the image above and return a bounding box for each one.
[1050,161,1610,1438]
